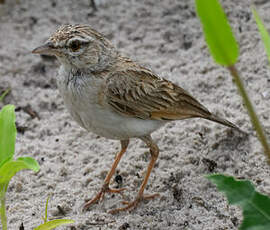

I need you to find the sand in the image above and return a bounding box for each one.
[0,0,270,229]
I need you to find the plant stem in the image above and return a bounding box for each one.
[228,65,270,162]
[0,88,10,102]
[0,196,7,230]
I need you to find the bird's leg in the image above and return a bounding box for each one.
[109,135,159,214]
[83,139,129,211]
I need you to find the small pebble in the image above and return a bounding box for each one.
[262,91,270,99]
[15,182,23,193]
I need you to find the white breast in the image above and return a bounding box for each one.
[57,66,165,140]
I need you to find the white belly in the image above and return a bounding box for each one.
[77,105,165,139]
[57,67,165,140]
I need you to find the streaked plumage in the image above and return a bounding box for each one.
[32,24,241,214]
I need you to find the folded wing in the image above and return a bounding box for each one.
[105,68,239,130]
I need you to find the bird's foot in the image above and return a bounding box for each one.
[108,193,159,214]
[83,183,126,211]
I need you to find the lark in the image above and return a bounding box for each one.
[32,24,241,214]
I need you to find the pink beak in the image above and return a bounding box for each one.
[32,42,56,55]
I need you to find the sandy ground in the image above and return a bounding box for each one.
[0,0,270,229]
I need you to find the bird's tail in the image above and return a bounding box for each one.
[205,114,245,133]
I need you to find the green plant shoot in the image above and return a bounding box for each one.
[34,195,74,230]
[252,7,270,65]
[43,195,50,223]
[208,174,270,230]
[0,105,40,230]
[0,104,16,167]
[34,219,75,230]
[195,0,270,161]
[0,88,10,102]
[196,1,270,229]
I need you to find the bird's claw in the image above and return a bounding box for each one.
[108,193,160,214]
[83,184,126,211]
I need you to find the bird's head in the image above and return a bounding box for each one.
[32,24,116,71]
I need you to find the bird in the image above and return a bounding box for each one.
[32,24,241,214]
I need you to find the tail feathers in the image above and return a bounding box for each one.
[205,114,245,134]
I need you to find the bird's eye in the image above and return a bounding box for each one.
[69,40,81,52]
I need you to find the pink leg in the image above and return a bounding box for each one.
[109,135,160,214]
[83,140,129,211]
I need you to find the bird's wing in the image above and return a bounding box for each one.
[105,68,212,121]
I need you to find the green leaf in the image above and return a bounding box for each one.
[0,157,40,193]
[0,105,16,167]
[207,174,270,230]
[252,7,270,65]
[16,157,40,172]
[195,0,239,66]
[34,219,75,230]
